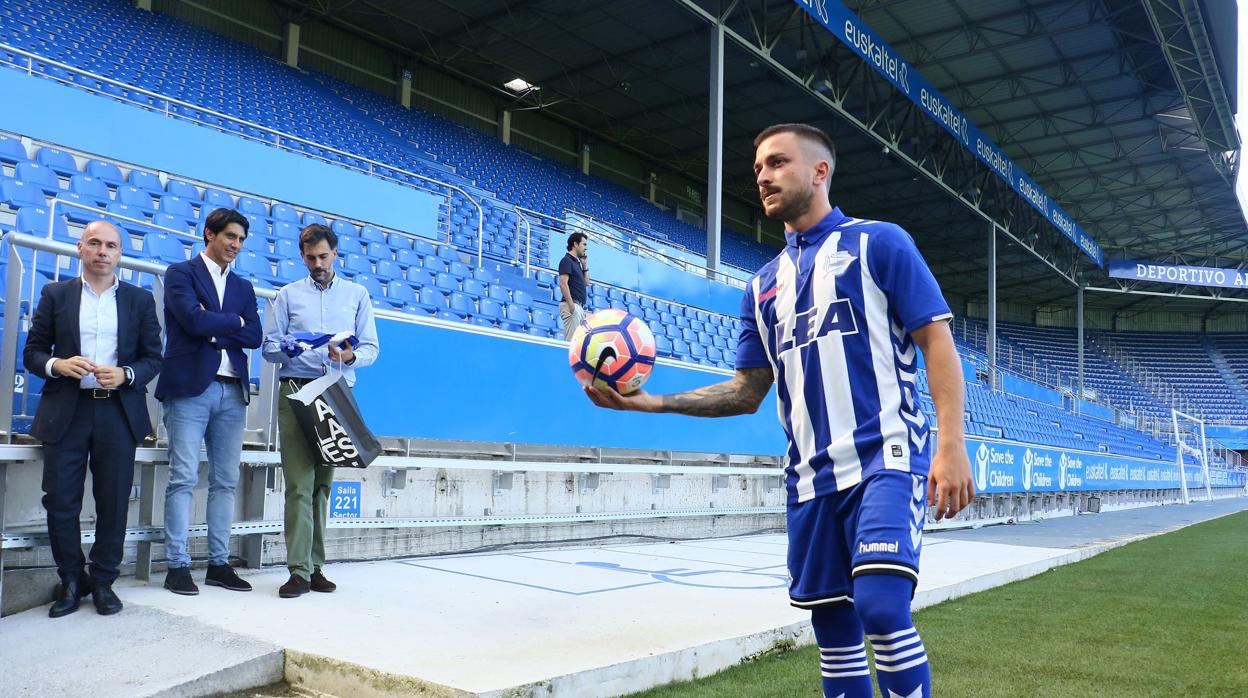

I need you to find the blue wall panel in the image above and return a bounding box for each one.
[966,437,1245,493]
[0,70,440,235]
[352,316,785,454]
[582,242,743,317]
[1000,373,1063,407]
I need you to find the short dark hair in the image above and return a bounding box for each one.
[567,232,587,251]
[754,123,836,170]
[203,207,248,245]
[299,223,337,252]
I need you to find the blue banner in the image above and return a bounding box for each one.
[967,438,1247,493]
[1107,259,1248,289]
[794,0,1103,266]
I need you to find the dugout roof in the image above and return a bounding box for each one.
[276,0,1245,316]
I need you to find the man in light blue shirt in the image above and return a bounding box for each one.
[262,223,379,598]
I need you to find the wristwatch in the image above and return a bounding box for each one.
[123,366,134,386]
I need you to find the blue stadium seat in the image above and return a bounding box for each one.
[344,253,371,274]
[236,251,283,285]
[68,174,110,203]
[447,292,473,319]
[128,169,163,193]
[406,268,434,287]
[166,179,200,200]
[203,188,234,209]
[336,236,362,256]
[15,206,70,241]
[273,221,299,241]
[116,185,156,211]
[270,203,299,222]
[387,280,418,310]
[145,233,190,263]
[237,196,268,217]
[331,220,357,239]
[33,147,77,177]
[0,135,29,165]
[2,178,47,208]
[418,287,447,314]
[302,211,328,228]
[85,160,124,186]
[159,196,196,219]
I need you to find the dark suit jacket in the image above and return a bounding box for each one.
[154,255,262,403]
[22,278,164,444]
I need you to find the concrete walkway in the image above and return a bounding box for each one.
[2,496,1244,698]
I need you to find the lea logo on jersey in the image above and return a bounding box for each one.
[777,298,859,353]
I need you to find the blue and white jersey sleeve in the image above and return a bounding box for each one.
[734,283,770,370]
[866,225,952,334]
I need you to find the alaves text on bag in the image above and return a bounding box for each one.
[285,332,381,469]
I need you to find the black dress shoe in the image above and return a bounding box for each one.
[48,578,91,618]
[205,563,252,592]
[279,573,310,598]
[163,566,200,596]
[92,584,123,615]
[310,568,336,593]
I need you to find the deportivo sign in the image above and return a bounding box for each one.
[966,438,1246,494]
[793,0,1104,267]
[1108,260,1248,290]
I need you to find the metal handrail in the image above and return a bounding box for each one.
[0,44,487,263]
[566,209,755,285]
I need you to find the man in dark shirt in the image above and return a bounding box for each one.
[558,232,590,340]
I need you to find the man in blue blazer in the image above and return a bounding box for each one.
[155,207,261,596]
[23,221,163,617]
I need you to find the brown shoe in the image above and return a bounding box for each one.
[279,573,310,598]
[310,568,337,593]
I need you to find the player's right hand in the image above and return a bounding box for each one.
[584,385,659,413]
[53,356,96,379]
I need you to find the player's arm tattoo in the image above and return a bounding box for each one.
[658,367,774,417]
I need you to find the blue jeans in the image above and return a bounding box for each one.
[162,380,247,568]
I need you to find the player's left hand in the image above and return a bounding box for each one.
[928,443,974,521]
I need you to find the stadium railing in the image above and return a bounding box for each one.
[0,44,487,263]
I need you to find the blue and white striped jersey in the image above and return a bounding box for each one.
[735,208,952,504]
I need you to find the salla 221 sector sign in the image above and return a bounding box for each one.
[794,0,1104,267]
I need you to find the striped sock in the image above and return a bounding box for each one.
[867,626,929,697]
[855,574,930,698]
[811,604,873,698]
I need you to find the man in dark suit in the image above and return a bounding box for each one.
[22,220,163,617]
[155,207,261,596]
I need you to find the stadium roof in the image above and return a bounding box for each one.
[277,0,1245,316]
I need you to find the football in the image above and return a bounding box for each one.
[568,309,657,394]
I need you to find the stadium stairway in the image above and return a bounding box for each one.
[2,496,1245,697]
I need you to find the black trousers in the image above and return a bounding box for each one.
[41,392,137,585]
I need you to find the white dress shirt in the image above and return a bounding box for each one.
[46,276,120,389]
[200,251,238,378]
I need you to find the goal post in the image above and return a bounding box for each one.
[1171,409,1212,504]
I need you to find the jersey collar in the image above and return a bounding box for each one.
[784,207,846,249]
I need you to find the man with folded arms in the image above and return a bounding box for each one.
[156,208,262,595]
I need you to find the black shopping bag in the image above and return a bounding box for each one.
[286,374,382,469]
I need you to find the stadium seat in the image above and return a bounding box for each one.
[128,169,163,193]
[166,179,201,200]
[0,135,29,165]
[85,160,124,186]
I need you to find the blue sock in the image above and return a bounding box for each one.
[810,603,873,698]
[854,574,931,698]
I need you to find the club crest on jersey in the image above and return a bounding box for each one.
[777,298,859,353]
[823,251,857,277]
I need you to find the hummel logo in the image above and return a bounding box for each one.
[858,541,899,554]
